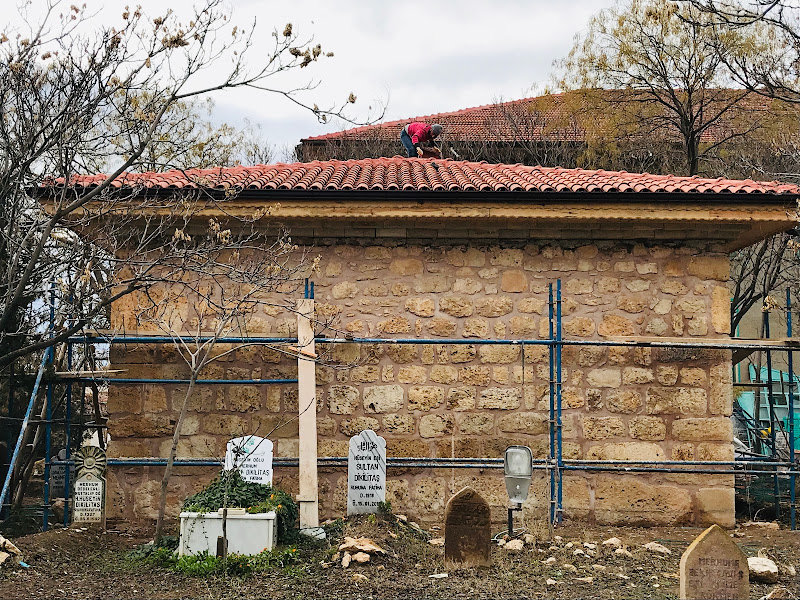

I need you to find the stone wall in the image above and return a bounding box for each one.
[106,240,735,527]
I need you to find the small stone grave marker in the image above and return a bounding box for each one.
[347,430,386,515]
[72,446,107,525]
[49,448,75,496]
[225,436,273,485]
[679,523,748,600]
[444,487,490,567]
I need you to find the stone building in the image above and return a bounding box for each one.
[68,157,798,527]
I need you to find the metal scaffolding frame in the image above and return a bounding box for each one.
[2,280,798,531]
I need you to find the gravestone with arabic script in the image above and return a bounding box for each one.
[347,430,386,515]
[444,487,491,567]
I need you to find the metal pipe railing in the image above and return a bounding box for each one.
[789,288,797,530]
[28,280,800,536]
[45,457,797,476]
[63,378,298,385]
[67,334,800,351]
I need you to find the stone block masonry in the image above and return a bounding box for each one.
[106,241,735,527]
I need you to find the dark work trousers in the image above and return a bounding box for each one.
[400,129,416,157]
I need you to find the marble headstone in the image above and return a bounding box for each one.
[72,446,107,525]
[679,524,749,600]
[444,487,491,567]
[347,430,386,515]
[72,472,104,523]
[225,436,273,485]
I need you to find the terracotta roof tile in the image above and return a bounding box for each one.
[301,89,785,145]
[57,157,800,198]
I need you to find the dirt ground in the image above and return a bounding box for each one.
[1,517,799,600]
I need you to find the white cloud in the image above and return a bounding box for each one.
[5,0,604,159]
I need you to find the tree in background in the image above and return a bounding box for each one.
[92,97,277,173]
[556,0,766,176]
[688,0,800,102]
[676,1,800,332]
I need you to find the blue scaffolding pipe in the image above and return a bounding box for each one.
[42,364,53,530]
[65,378,298,385]
[317,337,800,351]
[788,288,797,530]
[61,457,548,470]
[0,352,48,509]
[566,459,797,466]
[548,283,556,527]
[42,285,55,532]
[556,279,563,524]
[48,458,795,476]
[764,311,781,518]
[45,457,789,468]
[63,338,73,526]
[563,465,800,475]
[70,336,298,344]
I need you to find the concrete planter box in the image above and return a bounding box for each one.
[178,509,277,556]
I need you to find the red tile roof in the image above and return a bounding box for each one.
[301,90,781,144]
[61,158,799,196]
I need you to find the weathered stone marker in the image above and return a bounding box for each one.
[49,448,75,496]
[224,436,273,485]
[444,487,491,567]
[347,430,386,515]
[72,446,107,525]
[679,524,748,600]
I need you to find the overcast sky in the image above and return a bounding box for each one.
[14,0,605,160]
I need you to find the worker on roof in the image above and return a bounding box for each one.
[400,122,442,158]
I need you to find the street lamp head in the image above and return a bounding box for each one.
[504,445,533,504]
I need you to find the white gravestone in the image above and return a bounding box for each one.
[225,436,273,485]
[72,472,104,523]
[71,446,106,525]
[347,430,386,515]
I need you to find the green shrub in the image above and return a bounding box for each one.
[175,552,220,576]
[173,547,301,576]
[182,470,298,543]
[126,544,178,568]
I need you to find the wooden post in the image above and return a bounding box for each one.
[296,298,319,529]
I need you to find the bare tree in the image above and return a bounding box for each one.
[0,0,381,518]
[0,0,373,371]
[556,0,767,176]
[687,1,800,102]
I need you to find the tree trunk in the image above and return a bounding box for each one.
[154,375,197,545]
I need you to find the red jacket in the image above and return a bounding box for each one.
[406,122,434,145]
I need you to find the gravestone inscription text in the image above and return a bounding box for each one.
[347,430,386,515]
[445,486,491,567]
[679,524,748,600]
[225,436,273,485]
[72,472,104,523]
